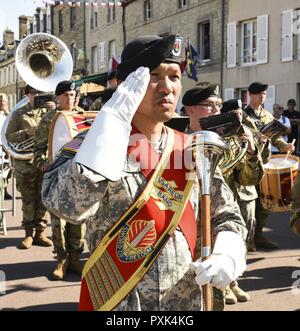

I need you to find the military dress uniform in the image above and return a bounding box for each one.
[6,103,52,248]
[34,101,86,280]
[41,127,247,310]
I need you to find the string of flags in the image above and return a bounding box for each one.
[41,0,124,7]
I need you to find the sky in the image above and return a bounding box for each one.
[0,0,45,41]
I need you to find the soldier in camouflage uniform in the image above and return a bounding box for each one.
[184,90,262,305]
[6,85,53,249]
[33,80,86,280]
[42,35,248,311]
[88,88,116,112]
[244,82,295,251]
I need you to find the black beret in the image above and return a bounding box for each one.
[248,82,268,94]
[221,99,242,113]
[182,83,220,106]
[55,80,76,96]
[116,34,184,81]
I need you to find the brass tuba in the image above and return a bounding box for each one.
[1,33,73,160]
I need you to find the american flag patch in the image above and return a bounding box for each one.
[63,138,83,153]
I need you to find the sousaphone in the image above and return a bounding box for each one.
[1,33,73,160]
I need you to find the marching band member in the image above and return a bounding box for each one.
[33,81,86,280]
[291,173,300,236]
[183,89,263,305]
[6,85,53,249]
[244,82,295,250]
[0,93,12,200]
[41,35,247,311]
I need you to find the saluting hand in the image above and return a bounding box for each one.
[103,66,150,124]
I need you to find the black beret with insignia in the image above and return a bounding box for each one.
[182,83,220,106]
[116,34,184,81]
[248,82,268,94]
[55,80,76,96]
[221,99,242,113]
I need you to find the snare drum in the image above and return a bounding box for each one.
[48,111,97,162]
[260,154,299,212]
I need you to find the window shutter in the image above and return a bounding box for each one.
[227,22,236,68]
[281,10,293,62]
[257,14,269,64]
[224,88,235,101]
[264,85,275,113]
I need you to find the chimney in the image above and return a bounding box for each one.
[19,15,29,39]
[3,29,14,47]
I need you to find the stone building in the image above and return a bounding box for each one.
[0,30,18,110]
[123,0,227,94]
[224,0,300,111]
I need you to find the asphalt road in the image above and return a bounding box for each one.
[0,184,300,311]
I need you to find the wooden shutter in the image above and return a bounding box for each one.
[257,15,269,64]
[281,10,293,62]
[227,22,236,68]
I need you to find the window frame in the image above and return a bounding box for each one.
[198,19,212,63]
[144,0,153,22]
[178,0,188,10]
[58,9,64,34]
[241,19,258,66]
[107,2,116,24]
[70,4,77,30]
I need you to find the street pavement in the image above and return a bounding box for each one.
[0,184,300,311]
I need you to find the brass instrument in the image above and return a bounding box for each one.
[199,112,249,175]
[1,33,73,160]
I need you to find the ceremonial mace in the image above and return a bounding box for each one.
[192,131,229,311]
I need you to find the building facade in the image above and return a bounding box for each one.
[224,0,300,111]
[124,0,227,94]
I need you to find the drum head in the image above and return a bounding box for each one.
[49,113,73,162]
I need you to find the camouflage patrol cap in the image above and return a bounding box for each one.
[116,34,184,81]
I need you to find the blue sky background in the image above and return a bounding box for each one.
[0,0,44,41]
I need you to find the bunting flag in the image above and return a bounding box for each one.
[185,40,199,82]
[42,0,124,7]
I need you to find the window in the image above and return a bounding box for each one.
[59,10,64,34]
[71,43,77,68]
[241,19,257,64]
[107,2,116,23]
[70,4,76,30]
[98,42,106,69]
[13,64,16,82]
[198,21,211,61]
[240,89,249,109]
[0,70,2,87]
[178,0,187,9]
[144,1,153,21]
[92,46,98,73]
[46,5,51,34]
[43,13,47,32]
[91,5,98,29]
